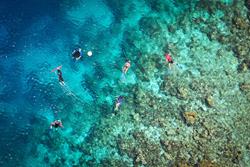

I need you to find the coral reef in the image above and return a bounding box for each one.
[75,1,250,166]
[183,111,197,125]
[9,0,250,166]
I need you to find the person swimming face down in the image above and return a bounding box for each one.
[57,68,64,85]
[50,120,63,129]
[122,60,131,74]
[72,48,82,60]
[114,96,123,111]
[165,53,174,69]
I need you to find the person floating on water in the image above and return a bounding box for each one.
[56,67,65,85]
[114,96,124,112]
[51,65,65,85]
[122,60,131,74]
[52,65,65,85]
[50,120,63,130]
[165,53,174,69]
[72,48,82,60]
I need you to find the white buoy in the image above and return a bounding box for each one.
[87,51,92,56]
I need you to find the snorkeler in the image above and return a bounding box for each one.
[114,96,124,111]
[57,67,65,85]
[52,65,65,85]
[122,60,131,74]
[51,65,65,85]
[50,120,63,129]
[72,48,82,60]
[165,53,174,69]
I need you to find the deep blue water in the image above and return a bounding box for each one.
[0,0,119,166]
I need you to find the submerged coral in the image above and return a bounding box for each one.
[75,1,250,166]
[9,0,250,166]
[183,111,197,125]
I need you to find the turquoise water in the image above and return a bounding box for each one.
[1,0,250,166]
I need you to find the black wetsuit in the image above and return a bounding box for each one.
[117,96,123,104]
[54,122,61,128]
[57,69,64,82]
[72,50,81,59]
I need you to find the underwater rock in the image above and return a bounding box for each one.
[134,149,147,165]
[153,118,167,128]
[232,17,248,30]
[207,30,218,41]
[117,138,135,158]
[193,126,210,140]
[183,111,197,125]
[172,161,190,167]
[43,154,49,164]
[160,140,181,153]
[166,128,177,136]
[163,43,171,53]
[196,0,223,13]
[242,59,250,70]
[167,24,176,33]
[234,43,249,58]
[217,34,230,44]
[246,0,250,9]
[238,61,249,72]
[132,112,140,122]
[167,86,178,97]
[103,0,127,23]
[139,16,162,37]
[145,0,169,12]
[223,144,243,164]
[132,131,145,142]
[131,131,166,166]
[198,160,218,167]
[189,79,213,96]
[177,87,188,99]
[205,96,214,107]
[100,159,128,167]
[239,83,250,92]
[216,48,227,57]
[246,143,250,150]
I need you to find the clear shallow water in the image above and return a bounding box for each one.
[1,0,250,166]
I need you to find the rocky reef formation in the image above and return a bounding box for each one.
[29,0,250,166]
[76,1,250,166]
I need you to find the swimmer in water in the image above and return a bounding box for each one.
[72,48,82,60]
[114,96,124,111]
[165,53,174,69]
[122,60,131,74]
[50,120,63,130]
[57,69,64,84]
[54,66,65,85]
